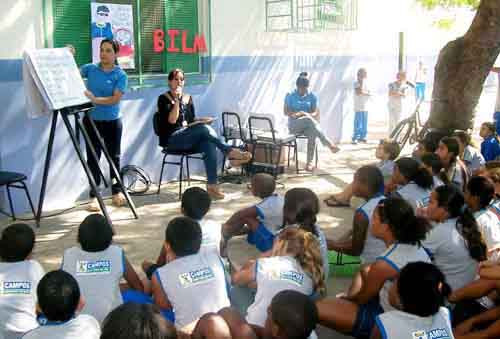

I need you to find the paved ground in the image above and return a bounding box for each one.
[1,88,497,338]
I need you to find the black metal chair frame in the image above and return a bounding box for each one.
[247,115,298,178]
[0,172,37,225]
[221,112,248,175]
[157,148,205,199]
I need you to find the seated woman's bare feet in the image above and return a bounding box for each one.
[207,185,225,200]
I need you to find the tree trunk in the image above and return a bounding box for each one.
[428,0,500,131]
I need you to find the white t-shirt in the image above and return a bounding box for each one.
[463,145,485,174]
[376,160,395,180]
[422,218,478,291]
[376,307,454,339]
[445,161,468,192]
[62,245,124,323]
[255,194,284,234]
[199,219,222,256]
[395,182,432,211]
[433,176,445,188]
[475,209,500,258]
[246,256,314,327]
[357,194,387,264]
[156,251,230,328]
[0,260,45,339]
[376,243,431,311]
[495,73,500,112]
[354,80,370,112]
[22,315,101,339]
[388,81,409,113]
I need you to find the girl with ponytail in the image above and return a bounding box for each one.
[422,184,487,291]
[316,197,431,338]
[232,227,325,335]
[283,187,329,279]
[372,262,453,339]
[390,157,433,210]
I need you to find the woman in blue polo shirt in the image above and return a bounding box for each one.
[284,73,339,171]
[81,39,128,211]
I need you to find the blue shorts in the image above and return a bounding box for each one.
[247,222,275,252]
[121,289,175,323]
[351,298,384,339]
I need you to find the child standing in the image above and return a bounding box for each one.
[388,71,409,134]
[23,270,100,339]
[151,217,230,329]
[372,262,453,339]
[480,122,500,161]
[0,224,45,339]
[61,214,144,323]
[352,68,370,144]
[222,173,283,252]
[328,165,386,264]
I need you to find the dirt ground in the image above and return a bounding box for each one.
[1,121,395,338]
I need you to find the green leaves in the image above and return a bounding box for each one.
[416,0,479,10]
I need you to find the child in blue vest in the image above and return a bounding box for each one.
[480,122,500,161]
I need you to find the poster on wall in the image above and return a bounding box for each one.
[91,3,135,69]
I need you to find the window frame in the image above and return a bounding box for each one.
[42,0,212,90]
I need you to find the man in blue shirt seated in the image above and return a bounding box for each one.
[284,73,339,171]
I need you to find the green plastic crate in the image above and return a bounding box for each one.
[328,250,361,277]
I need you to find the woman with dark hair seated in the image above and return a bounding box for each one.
[284,72,339,171]
[156,69,251,200]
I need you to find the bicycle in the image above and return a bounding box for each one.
[389,99,429,151]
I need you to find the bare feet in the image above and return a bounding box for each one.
[87,197,100,212]
[112,192,126,207]
[207,185,225,200]
[329,144,340,153]
[305,163,315,172]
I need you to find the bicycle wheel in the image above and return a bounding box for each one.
[390,119,414,152]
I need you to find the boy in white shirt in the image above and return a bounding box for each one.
[221,173,284,252]
[151,217,230,329]
[23,270,100,339]
[352,68,370,144]
[0,223,45,339]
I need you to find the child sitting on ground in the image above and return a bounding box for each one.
[421,152,444,188]
[221,173,284,252]
[324,139,399,207]
[215,290,319,339]
[327,165,386,264]
[23,270,100,339]
[142,187,222,281]
[282,187,329,280]
[151,216,230,329]
[232,227,325,337]
[480,122,500,162]
[465,176,500,261]
[453,130,485,176]
[100,303,178,339]
[372,262,453,339]
[61,214,144,323]
[436,137,469,191]
[0,223,45,339]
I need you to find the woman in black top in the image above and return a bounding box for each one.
[157,69,251,199]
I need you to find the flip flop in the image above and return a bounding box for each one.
[324,196,350,207]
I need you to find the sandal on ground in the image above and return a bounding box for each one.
[324,196,350,207]
[305,163,316,172]
[207,186,225,200]
[329,144,340,153]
